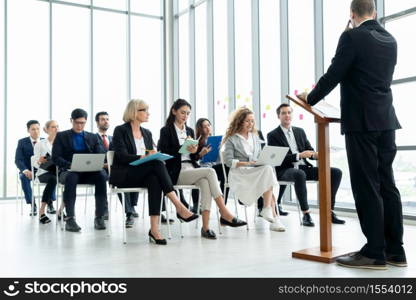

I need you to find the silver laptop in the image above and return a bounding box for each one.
[255,146,289,167]
[69,154,106,172]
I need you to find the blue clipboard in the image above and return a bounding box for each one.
[129,153,173,166]
[201,135,222,164]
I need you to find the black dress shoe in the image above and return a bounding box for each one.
[65,217,81,232]
[176,213,198,223]
[161,214,175,224]
[336,252,387,270]
[332,212,345,224]
[201,228,217,239]
[94,216,106,230]
[29,203,38,216]
[219,217,247,227]
[386,253,407,267]
[131,207,139,218]
[278,205,289,216]
[47,203,56,214]
[148,230,167,245]
[302,213,315,227]
[125,215,135,228]
[103,211,109,221]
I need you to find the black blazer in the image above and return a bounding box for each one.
[15,137,43,172]
[52,129,105,170]
[267,126,314,174]
[110,122,154,186]
[307,20,401,134]
[157,123,199,185]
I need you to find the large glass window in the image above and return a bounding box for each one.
[178,0,190,13]
[7,0,49,197]
[52,4,90,130]
[288,0,315,149]
[195,2,208,120]
[93,10,127,134]
[259,0,280,136]
[0,0,4,196]
[393,150,416,216]
[93,0,126,11]
[131,16,163,139]
[234,0,252,109]
[385,15,416,80]
[131,0,161,16]
[213,0,229,136]
[178,12,190,102]
[385,0,416,15]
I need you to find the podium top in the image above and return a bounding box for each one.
[286,95,341,123]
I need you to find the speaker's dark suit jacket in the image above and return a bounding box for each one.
[52,129,105,171]
[307,20,401,134]
[267,126,314,174]
[157,124,199,185]
[110,123,154,186]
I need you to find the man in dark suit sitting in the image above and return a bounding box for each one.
[267,103,345,227]
[52,108,107,232]
[15,120,41,215]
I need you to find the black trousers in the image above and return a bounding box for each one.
[60,170,108,218]
[37,172,57,204]
[117,160,174,216]
[186,164,230,208]
[345,130,404,260]
[276,165,342,211]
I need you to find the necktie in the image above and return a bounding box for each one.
[287,130,299,169]
[102,135,109,150]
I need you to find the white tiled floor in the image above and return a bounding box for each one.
[1,199,414,278]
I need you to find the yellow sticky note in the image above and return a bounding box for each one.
[265,104,271,111]
[236,94,241,99]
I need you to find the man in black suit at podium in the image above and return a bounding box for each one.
[298,0,405,269]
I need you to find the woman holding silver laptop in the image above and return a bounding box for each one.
[222,107,286,232]
[110,99,198,245]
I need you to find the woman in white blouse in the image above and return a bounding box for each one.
[222,107,286,232]
[33,120,59,224]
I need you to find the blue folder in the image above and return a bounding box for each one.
[129,153,173,166]
[201,135,222,164]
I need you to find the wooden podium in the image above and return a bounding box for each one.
[286,95,349,263]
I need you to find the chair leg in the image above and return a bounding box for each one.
[244,206,249,231]
[108,190,112,236]
[291,185,303,226]
[216,208,222,234]
[194,190,200,229]
[142,191,146,219]
[122,193,127,244]
[165,197,172,239]
[84,187,88,215]
[233,194,239,218]
[60,186,65,231]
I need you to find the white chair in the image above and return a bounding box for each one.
[106,150,148,244]
[30,156,47,218]
[16,170,23,215]
[219,151,251,230]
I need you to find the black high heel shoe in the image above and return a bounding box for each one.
[148,230,167,245]
[220,217,247,227]
[176,213,198,223]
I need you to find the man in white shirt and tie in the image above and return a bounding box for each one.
[267,103,345,226]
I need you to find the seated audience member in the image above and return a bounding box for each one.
[52,108,108,232]
[15,120,44,216]
[110,99,198,245]
[267,103,345,226]
[95,111,138,225]
[33,120,59,223]
[222,107,286,232]
[158,99,246,240]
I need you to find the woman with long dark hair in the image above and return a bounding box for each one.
[158,99,246,240]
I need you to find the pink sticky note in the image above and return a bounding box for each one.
[262,113,266,119]
[250,90,254,95]
[299,114,303,120]
[217,100,220,105]
[294,90,299,95]
[223,105,226,110]
[312,84,316,89]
